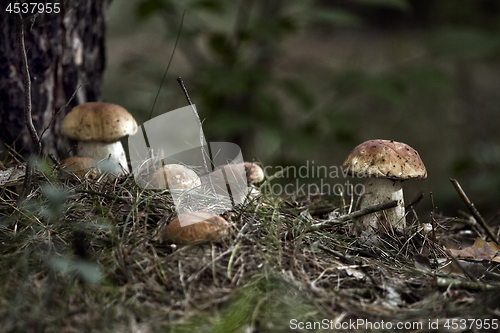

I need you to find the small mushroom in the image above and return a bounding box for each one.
[215,162,264,185]
[60,156,97,177]
[342,139,427,234]
[165,212,230,244]
[243,162,264,185]
[149,164,201,190]
[61,102,138,175]
[210,162,264,202]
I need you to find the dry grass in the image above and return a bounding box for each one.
[1,158,499,333]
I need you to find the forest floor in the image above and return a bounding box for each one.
[0,160,499,333]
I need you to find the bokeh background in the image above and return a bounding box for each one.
[103,0,500,220]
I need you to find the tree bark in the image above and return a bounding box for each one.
[0,0,112,160]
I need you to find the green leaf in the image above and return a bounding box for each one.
[353,0,410,11]
[426,28,500,58]
[309,8,363,26]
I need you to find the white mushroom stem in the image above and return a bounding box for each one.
[358,177,405,233]
[77,141,129,174]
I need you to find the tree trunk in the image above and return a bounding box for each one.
[0,0,112,160]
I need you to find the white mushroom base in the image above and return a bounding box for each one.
[357,177,405,234]
[77,141,129,175]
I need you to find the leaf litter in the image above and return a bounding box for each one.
[0,159,499,332]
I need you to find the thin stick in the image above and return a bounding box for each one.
[405,192,424,211]
[148,11,185,121]
[443,248,479,282]
[177,77,216,196]
[18,16,41,155]
[140,12,186,160]
[17,14,41,203]
[307,200,398,232]
[177,76,193,105]
[429,192,437,243]
[450,178,498,243]
[39,84,85,141]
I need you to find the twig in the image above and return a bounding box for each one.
[405,192,424,211]
[148,12,185,121]
[436,277,499,291]
[450,178,498,243]
[17,14,41,203]
[443,248,478,282]
[177,76,194,107]
[307,200,398,232]
[39,84,86,141]
[429,192,437,243]
[177,77,216,196]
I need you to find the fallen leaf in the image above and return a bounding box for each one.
[447,237,500,261]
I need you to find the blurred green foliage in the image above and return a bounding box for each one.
[133,0,372,161]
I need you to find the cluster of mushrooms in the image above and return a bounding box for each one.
[59,102,265,245]
[147,161,264,245]
[60,102,427,244]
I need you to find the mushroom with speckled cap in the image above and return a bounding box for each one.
[342,139,427,235]
[61,102,137,175]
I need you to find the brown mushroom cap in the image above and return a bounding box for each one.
[60,156,97,177]
[149,164,201,189]
[217,162,264,185]
[342,139,427,180]
[243,162,264,184]
[165,212,230,244]
[61,102,138,143]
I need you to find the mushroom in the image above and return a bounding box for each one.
[214,162,264,185]
[164,212,230,244]
[243,162,264,185]
[61,102,138,175]
[60,156,97,177]
[149,164,201,190]
[209,162,264,201]
[342,139,427,234]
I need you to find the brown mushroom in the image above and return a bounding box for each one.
[165,212,230,244]
[149,164,201,190]
[243,162,264,185]
[342,139,427,234]
[61,102,137,175]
